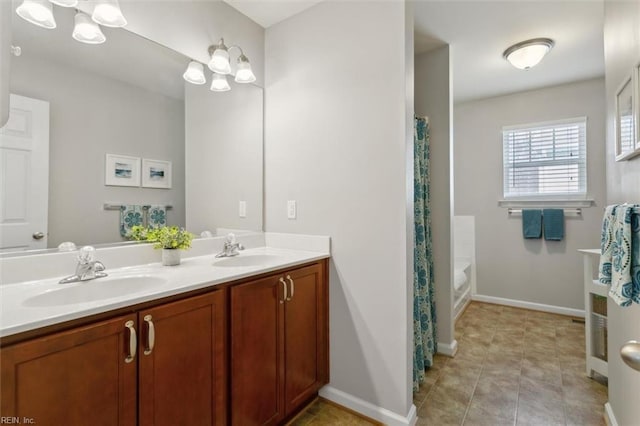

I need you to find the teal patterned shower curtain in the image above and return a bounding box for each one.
[413,116,437,392]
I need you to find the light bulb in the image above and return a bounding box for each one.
[92,0,127,28]
[73,12,106,44]
[16,0,56,29]
[210,73,230,92]
[183,61,206,85]
[234,55,256,83]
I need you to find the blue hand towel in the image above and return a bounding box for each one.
[543,209,564,241]
[120,205,144,237]
[522,209,542,239]
[147,205,167,229]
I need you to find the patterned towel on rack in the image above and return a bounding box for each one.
[147,205,167,229]
[120,205,144,237]
[599,204,640,306]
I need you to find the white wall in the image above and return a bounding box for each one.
[415,47,455,351]
[10,55,185,247]
[265,1,415,422]
[602,1,640,424]
[454,79,606,311]
[185,82,263,234]
[454,79,605,310]
[0,0,10,127]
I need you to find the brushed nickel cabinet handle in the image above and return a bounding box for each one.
[621,340,640,372]
[143,315,155,356]
[279,277,287,304]
[124,320,137,363]
[32,232,45,240]
[286,275,294,301]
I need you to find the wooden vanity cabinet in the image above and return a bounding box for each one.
[230,262,328,425]
[0,314,138,426]
[0,290,227,426]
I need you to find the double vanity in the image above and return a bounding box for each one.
[0,233,330,425]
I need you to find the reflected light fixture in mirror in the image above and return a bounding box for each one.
[210,73,231,92]
[72,11,106,44]
[503,38,554,70]
[183,61,207,85]
[92,0,127,28]
[183,38,257,89]
[16,0,57,29]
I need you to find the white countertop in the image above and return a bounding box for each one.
[0,247,329,338]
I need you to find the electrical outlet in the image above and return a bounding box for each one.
[287,200,296,219]
[239,201,247,218]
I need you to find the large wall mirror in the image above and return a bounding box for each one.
[1,5,263,255]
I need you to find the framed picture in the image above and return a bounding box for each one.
[142,159,172,189]
[105,154,140,187]
[615,74,638,161]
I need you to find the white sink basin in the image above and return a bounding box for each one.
[213,254,285,268]
[23,275,168,307]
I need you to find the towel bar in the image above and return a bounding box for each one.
[103,203,173,211]
[508,208,581,216]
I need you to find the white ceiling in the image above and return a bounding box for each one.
[222,0,325,28]
[414,1,605,103]
[224,0,605,103]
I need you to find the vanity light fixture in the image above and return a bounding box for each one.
[16,0,57,29]
[208,39,232,75]
[72,11,106,44]
[183,61,207,85]
[210,72,231,92]
[503,38,554,70]
[92,0,127,28]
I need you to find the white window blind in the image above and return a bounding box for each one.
[503,117,587,199]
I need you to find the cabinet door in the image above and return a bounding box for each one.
[0,315,137,426]
[138,290,227,426]
[284,263,327,413]
[231,275,285,426]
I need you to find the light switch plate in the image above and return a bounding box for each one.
[287,200,296,219]
[239,201,247,218]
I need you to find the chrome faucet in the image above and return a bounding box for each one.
[59,246,108,284]
[215,233,245,258]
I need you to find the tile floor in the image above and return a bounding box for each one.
[414,302,608,425]
[291,302,608,426]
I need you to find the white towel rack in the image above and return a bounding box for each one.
[508,208,581,216]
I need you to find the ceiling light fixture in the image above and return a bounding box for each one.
[503,38,554,70]
[72,11,105,44]
[92,0,127,28]
[16,0,57,29]
[183,38,256,91]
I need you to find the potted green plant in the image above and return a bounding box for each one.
[130,225,194,266]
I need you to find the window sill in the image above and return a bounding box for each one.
[498,198,595,209]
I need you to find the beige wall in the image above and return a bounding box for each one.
[602,1,640,424]
[415,46,455,350]
[265,1,415,420]
[454,78,607,310]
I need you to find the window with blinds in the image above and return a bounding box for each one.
[502,117,587,199]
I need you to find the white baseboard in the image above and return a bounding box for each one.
[471,294,585,318]
[437,339,458,357]
[604,402,617,426]
[319,385,417,426]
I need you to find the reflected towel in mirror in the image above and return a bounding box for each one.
[120,205,144,237]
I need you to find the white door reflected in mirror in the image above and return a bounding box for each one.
[0,94,49,252]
